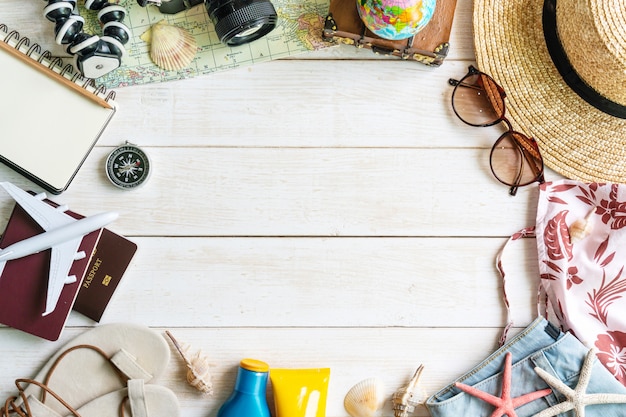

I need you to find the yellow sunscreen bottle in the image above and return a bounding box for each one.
[270,368,331,417]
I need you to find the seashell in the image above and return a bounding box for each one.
[344,377,385,417]
[165,331,213,394]
[140,20,197,71]
[569,209,595,244]
[392,365,426,417]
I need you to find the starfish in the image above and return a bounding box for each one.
[532,348,626,417]
[455,352,552,417]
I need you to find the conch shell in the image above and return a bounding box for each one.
[392,365,426,417]
[165,331,213,394]
[344,377,385,417]
[140,20,197,71]
[569,209,595,244]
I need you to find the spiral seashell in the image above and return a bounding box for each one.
[344,377,385,417]
[140,20,197,71]
[569,209,595,244]
[165,331,213,394]
[392,365,426,417]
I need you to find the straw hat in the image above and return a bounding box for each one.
[473,0,626,183]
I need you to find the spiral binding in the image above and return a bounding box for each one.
[0,24,115,103]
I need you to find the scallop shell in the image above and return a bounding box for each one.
[165,331,213,394]
[569,209,595,244]
[344,378,385,417]
[392,365,426,417]
[141,20,197,71]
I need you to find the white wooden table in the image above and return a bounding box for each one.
[0,1,561,416]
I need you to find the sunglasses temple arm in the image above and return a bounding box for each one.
[509,168,544,195]
[448,79,485,92]
[519,146,545,181]
[507,141,536,196]
[508,145,544,196]
[508,156,524,196]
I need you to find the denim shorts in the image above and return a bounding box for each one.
[425,317,626,417]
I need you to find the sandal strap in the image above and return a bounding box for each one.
[43,345,125,388]
[46,344,152,384]
[111,350,152,381]
[3,397,26,417]
[5,343,154,417]
[2,379,82,417]
[19,396,62,417]
[127,380,148,417]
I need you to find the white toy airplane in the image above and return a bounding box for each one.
[0,182,118,316]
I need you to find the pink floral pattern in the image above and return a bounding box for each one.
[596,331,626,385]
[536,180,626,387]
[586,268,626,326]
[543,210,573,261]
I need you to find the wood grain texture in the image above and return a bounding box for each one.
[0,148,543,236]
[0,1,562,416]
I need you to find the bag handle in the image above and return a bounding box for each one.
[495,225,549,346]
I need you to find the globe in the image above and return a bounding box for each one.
[357,0,436,40]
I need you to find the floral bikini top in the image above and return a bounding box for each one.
[499,180,626,386]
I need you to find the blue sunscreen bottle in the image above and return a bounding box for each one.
[217,359,271,417]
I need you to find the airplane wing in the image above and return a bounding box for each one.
[44,238,84,316]
[0,182,83,316]
[0,182,75,231]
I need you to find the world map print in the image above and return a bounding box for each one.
[81,0,331,88]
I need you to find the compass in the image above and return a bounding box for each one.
[105,142,151,189]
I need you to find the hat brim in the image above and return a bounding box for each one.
[473,0,626,183]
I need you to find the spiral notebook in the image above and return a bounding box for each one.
[0,25,117,194]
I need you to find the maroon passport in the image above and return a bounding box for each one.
[73,228,137,322]
[0,203,101,341]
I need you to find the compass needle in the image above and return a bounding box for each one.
[106,142,151,189]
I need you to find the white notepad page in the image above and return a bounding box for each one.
[0,40,116,193]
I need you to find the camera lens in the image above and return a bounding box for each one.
[157,0,205,14]
[205,0,277,46]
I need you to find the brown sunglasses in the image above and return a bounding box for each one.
[448,65,545,196]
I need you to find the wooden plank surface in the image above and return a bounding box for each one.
[0,1,559,417]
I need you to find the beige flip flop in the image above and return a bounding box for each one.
[13,323,171,415]
[6,379,179,417]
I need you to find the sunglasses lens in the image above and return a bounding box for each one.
[452,73,505,126]
[490,132,544,187]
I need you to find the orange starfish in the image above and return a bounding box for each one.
[455,352,552,417]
